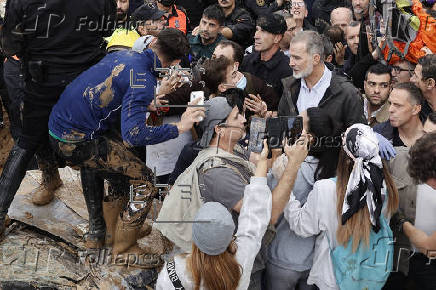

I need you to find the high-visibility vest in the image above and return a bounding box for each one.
[383,0,435,64]
[167,5,187,35]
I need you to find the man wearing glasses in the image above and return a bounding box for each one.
[290,0,315,31]
[391,59,416,85]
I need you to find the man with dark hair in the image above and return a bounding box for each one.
[274,10,298,56]
[131,3,167,37]
[116,0,143,25]
[387,131,436,290]
[391,59,416,86]
[279,30,365,131]
[411,54,436,112]
[378,83,427,290]
[0,0,116,233]
[156,0,188,34]
[374,82,425,147]
[363,64,392,127]
[290,0,316,31]
[47,28,205,249]
[218,0,255,48]
[241,14,292,109]
[213,40,279,111]
[189,4,226,62]
[175,0,216,32]
[424,112,436,133]
[408,132,436,188]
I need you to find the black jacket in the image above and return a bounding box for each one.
[278,71,366,131]
[176,0,218,31]
[343,53,377,90]
[243,0,281,20]
[240,49,292,104]
[223,7,255,48]
[1,0,116,74]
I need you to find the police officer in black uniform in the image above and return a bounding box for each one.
[0,0,116,238]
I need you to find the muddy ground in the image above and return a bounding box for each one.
[0,108,166,289]
[0,110,14,171]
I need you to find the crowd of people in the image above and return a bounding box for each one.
[0,0,435,289]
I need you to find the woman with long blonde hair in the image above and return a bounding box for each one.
[284,124,399,290]
[155,141,272,290]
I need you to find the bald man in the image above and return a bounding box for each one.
[330,7,352,32]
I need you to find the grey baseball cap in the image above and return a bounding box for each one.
[198,97,233,148]
[192,202,235,256]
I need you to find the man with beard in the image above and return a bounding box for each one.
[156,0,187,34]
[116,0,143,27]
[189,4,225,62]
[278,30,365,131]
[363,64,392,127]
[351,0,369,21]
[218,0,255,48]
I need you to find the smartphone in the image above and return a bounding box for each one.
[190,91,204,105]
[287,116,303,145]
[190,91,204,122]
[248,117,267,153]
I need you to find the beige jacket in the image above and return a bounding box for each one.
[389,146,416,275]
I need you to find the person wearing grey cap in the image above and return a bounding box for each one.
[131,3,167,37]
[155,141,272,290]
[240,14,292,107]
[156,93,311,289]
[130,3,168,53]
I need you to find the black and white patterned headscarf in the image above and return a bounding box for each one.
[341,124,385,232]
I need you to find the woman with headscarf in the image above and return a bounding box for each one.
[284,124,399,290]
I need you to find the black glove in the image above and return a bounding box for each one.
[390,210,413,234]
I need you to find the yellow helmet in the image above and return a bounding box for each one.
[106,29,140,52]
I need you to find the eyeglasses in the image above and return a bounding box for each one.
[391,65,414,76]
[291,2,305,8]
[391,66,411,73]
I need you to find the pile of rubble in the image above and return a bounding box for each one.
[0,168,171,289]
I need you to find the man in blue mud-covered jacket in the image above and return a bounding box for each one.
[48,28,205,249]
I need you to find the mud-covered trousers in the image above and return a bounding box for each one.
[49,134,156,197]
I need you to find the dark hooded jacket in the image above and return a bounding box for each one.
[278,69,366,131]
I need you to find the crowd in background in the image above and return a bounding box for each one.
[0,0,436,289]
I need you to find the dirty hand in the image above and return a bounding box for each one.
[284,133,309,166]
[158,70,183,95]
[176,97,206,134]
[147,94,168,112]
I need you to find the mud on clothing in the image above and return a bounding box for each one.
[49,49,179,147]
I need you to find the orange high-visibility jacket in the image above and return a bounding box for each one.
[167,5,187,34]
[383,0,436,64]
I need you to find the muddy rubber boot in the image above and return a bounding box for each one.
[103,196,126,247]
[0,145,35,238]
[112,210,143,255]
[31,166,62,206]
[81,168,106,249]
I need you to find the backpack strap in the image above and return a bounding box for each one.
[166,259,186,290]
